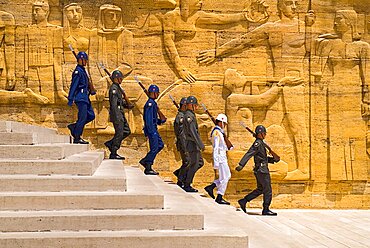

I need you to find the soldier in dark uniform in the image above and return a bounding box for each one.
[139,84,166,175]
[173,97,188,187]
[235,125,280,216]
[67,51,95,144]
[104,69,134,160]
[183,96,204,192]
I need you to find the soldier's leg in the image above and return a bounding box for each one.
[111,121,125,154]
[183,150,200,191]
[74,102,88,139]
[85,103,95,125]
[238,171,264,213]
[177,149,189,184]
[258,172,272,210]
[121,118,131,141]
[216,161,231,196]
[244,172,264,202]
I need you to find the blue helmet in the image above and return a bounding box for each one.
[148,84,160,93]
[255,125,267,134]
[180,97,187,105]
[76,51,88,61]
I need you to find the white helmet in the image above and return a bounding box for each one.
[216,113,228,124]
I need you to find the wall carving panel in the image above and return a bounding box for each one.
[0,0,368,208]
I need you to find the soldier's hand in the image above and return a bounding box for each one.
[235,165,243,172]
[68,101,73,107]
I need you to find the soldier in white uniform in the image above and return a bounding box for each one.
[204,114,231,205]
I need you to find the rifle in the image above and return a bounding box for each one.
[239,121,280,161]
[169,94,180,109]
[134,76,167,122]
[98,63,134,109]
[68,44,96,94]
[201,103,233,150]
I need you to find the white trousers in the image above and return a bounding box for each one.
[213,161,231,196]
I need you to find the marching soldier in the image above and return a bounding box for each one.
[104,69,134,159]
[173,97,188,187]
[183,96,204,192]
[235,125,280,216]
[204,114,231,205]
[139,85,166,175]
[67,51,95,144]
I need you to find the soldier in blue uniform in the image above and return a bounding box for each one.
[139,85,166,175]
[173,97,188,187]
[235,125,280,216]
[67,51,95,144]
[104,70,134,160]
[183,96,204,192]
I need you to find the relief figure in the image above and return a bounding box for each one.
[315,10,369,180]
[198,0,315,180]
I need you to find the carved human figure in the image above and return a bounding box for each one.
[62,3,95,93]
[24,0,67,104]
[94,4,148,134]
[163,0,269,83]
[315,10,369,180]
[0,11,15,91]
[0,9,47,105]
[198,0,315,180]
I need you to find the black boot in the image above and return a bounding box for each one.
[104,140,112,152]
[73,138,89,144]
[183,184,198,193]
[215,194,230,205]
[139,158,147,168]
[109,153,125,160]
[238,198,248,213]
[144,164,159,175]
[173,169,180,178]
[204,183,216,199]
[262,209,277,216]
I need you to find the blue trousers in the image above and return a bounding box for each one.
[73,101,95,139]
[141,132,164,166]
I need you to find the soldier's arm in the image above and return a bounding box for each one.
[237,142,259,170]
[188,117,205,150]
[144,102,157,134]
[68,71,80,105]
[110,86,124,122]
[212,130,221,167]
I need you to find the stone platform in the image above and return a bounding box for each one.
[0,120,368,248]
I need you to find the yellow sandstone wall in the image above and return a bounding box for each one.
[0,0,369,208]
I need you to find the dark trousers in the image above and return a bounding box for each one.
[243,171,272,210]
[72,101,95,139]
[141,132,164,166]
[184,150,204,187]
[176,149,189,183]
[106,119,131,153]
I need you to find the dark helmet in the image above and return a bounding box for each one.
[255,125,267,134]
[148,84,160,93]
[111,70,123,79]
[180,97,187,106]
[186,96,198,105]
[76,51,88,61]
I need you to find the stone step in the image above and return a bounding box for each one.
[0,209,204,232]
[0,121,58,135]
[0,151,104,175]
[0,159,126,192]
[0,230,248,248]
[0,144,88,160]
[0,132,70,145]
[0,192,164,211]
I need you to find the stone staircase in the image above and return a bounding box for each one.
[0,121,248,247]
